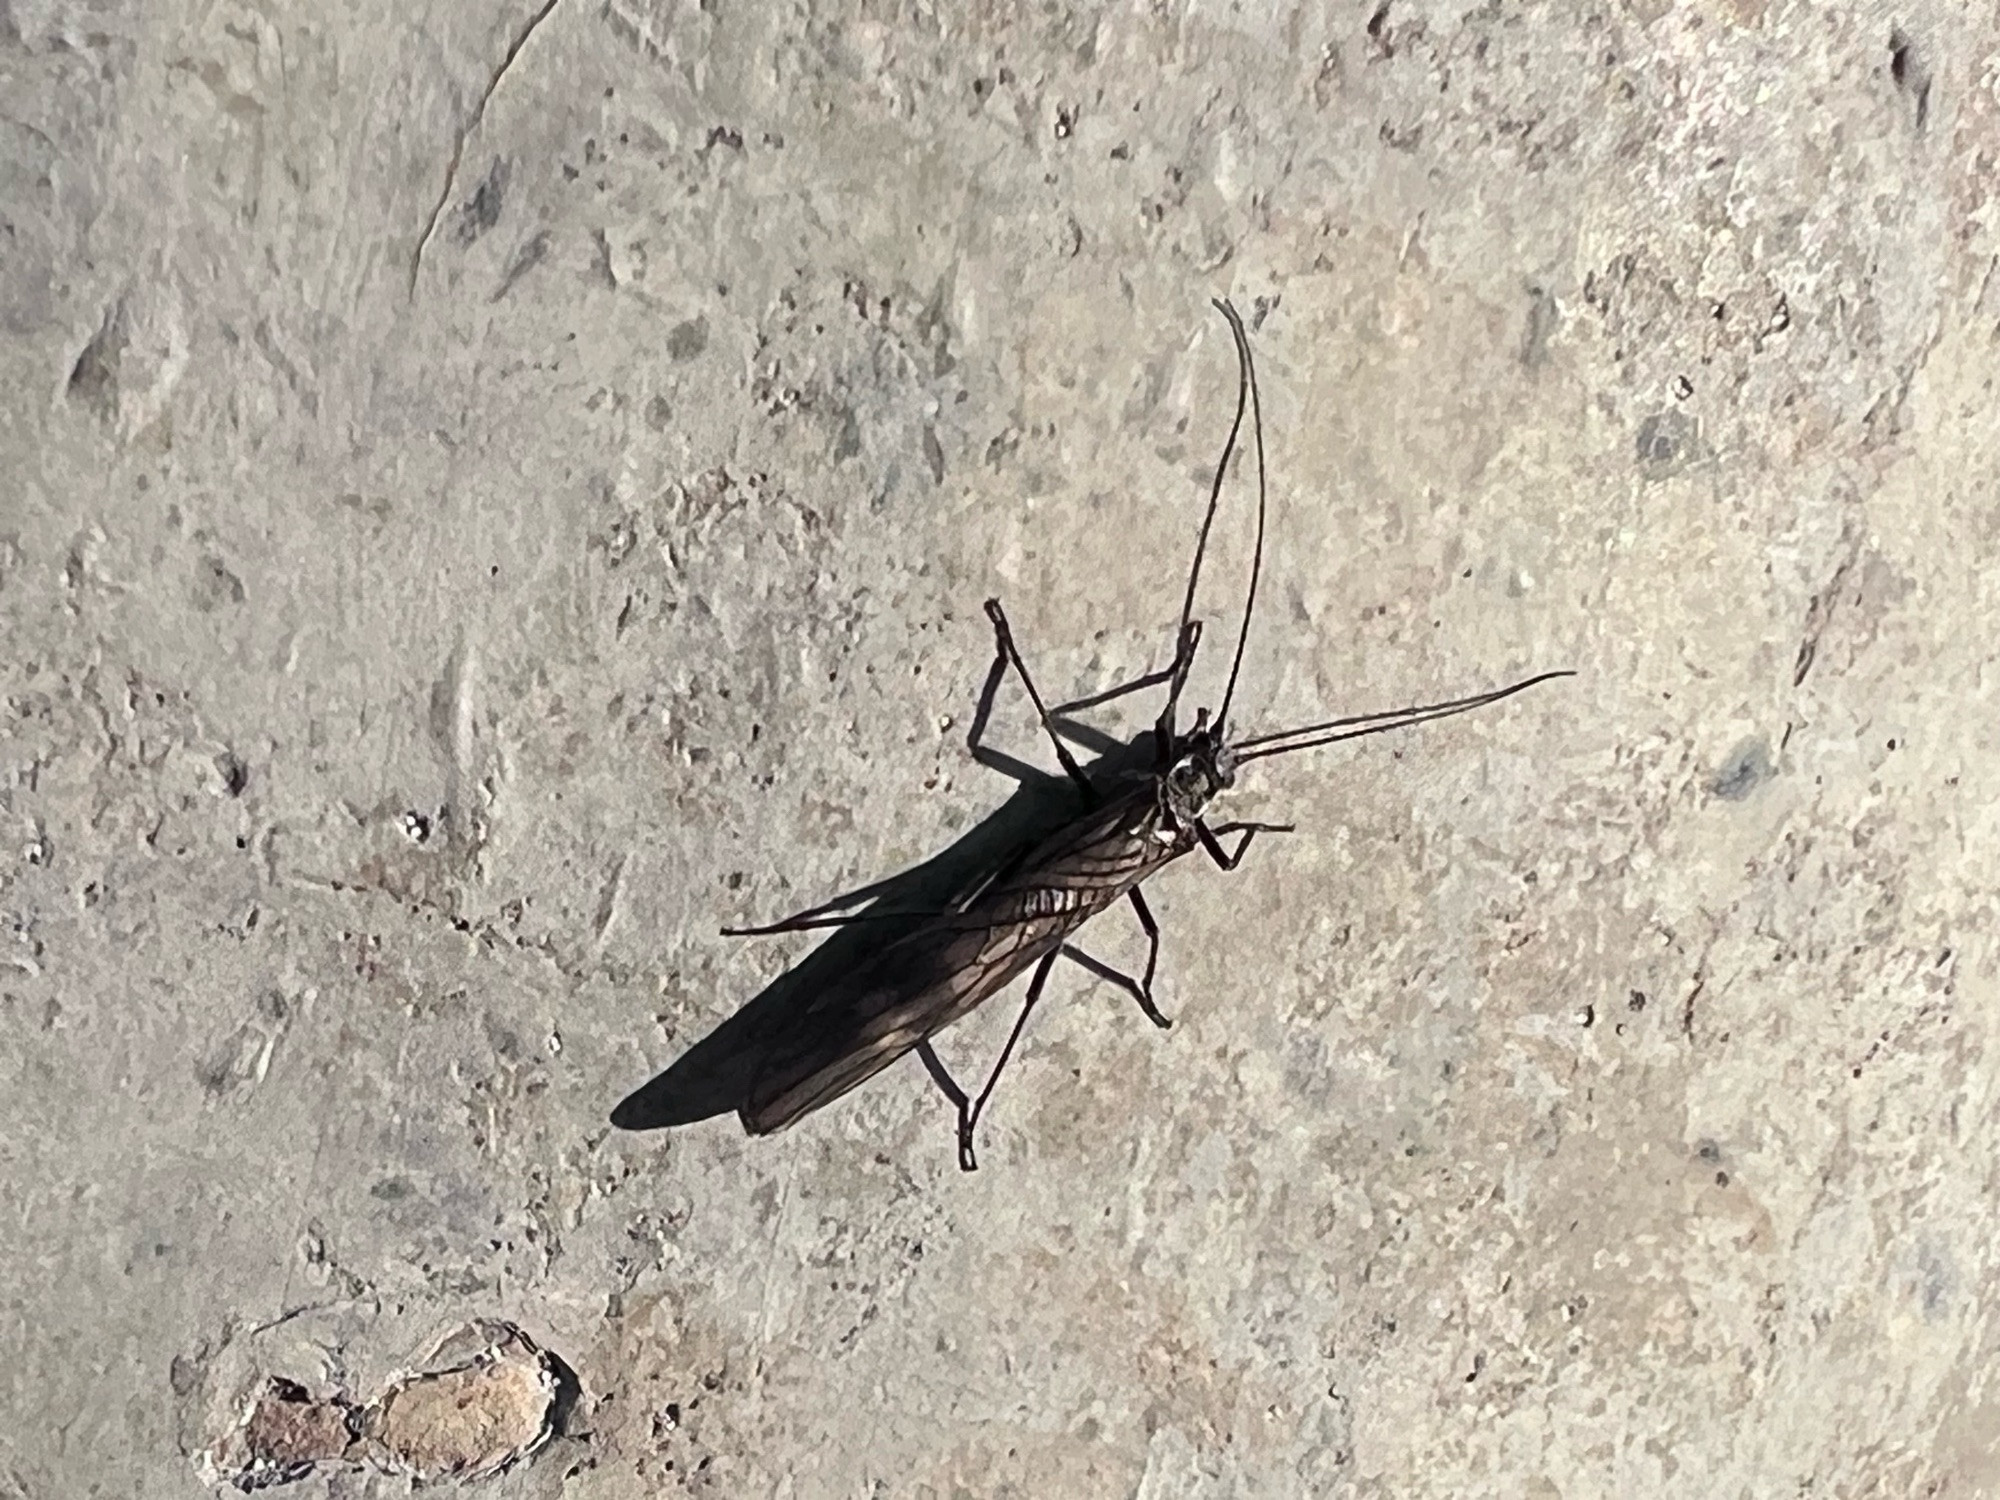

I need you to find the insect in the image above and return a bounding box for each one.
[613,299,1569,1169]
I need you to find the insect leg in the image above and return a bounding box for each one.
[1053,888,1172,1027]
[1124,888,1171,1025]
[919,945,1063,1171]
[1195,818,1295,871]
[979,598,1095,799]
[722,907,938,936]
[963,945,1062,1168]
[1059,936,1172,1029]
[714,851,940,937]
[1052,620,1203,717]
[963,616,1046,786]
[915,1040,977,1169]
[1046,619,1206,772]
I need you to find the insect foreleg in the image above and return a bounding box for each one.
[1195,819,1296,871]
[1051,620,1203,718]
[1154,619,1209,759]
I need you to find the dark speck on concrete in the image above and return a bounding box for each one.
[457,158,508,245]
[1636,408,1698,474]
[1712,736,1774,801]
[667,317,709,360]
[195,555,246,610]
[1522,284,1558,369]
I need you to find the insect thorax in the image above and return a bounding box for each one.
[1154,732,1237,837]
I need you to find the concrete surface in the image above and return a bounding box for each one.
[3,1,1995,1494]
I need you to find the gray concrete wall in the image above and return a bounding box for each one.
[3,1,1993,1494]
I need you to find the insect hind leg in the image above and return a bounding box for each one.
[917,945,1062,1171]
[1044,619,1206,772]
[915,1040,978,1171]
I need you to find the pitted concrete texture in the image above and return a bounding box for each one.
[3,2,1995,1495]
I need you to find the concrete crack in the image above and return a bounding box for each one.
[408,0,564,299]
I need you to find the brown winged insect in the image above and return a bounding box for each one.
[612,299,1570,1169]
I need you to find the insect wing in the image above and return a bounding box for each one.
[741,907,1066,1133]
[740,789,1171,1134]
